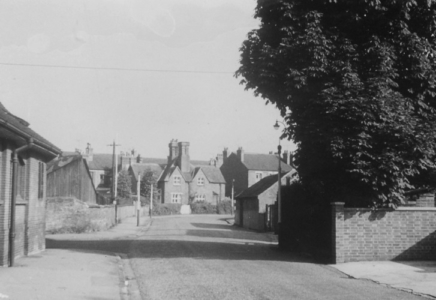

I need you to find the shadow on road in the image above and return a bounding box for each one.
[47,236,315,264]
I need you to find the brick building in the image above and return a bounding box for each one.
[158,140,226,204]
[220,147,293,197]
[0,103,61,266]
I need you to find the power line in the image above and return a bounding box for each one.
[0,61,234,74]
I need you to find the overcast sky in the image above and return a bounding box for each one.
[0,0,295,160]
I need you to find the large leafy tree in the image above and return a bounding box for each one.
[236,0,436,206]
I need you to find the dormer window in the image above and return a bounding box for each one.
[173,175,181,185]
[197,177,204,186]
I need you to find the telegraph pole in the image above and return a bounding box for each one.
[108,141,120,223]
[137,172,141,226]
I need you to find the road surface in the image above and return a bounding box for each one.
[128,215,422,300]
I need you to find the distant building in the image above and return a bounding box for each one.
[158,140,226,204]
[0,102,61,266]
[220,147,293,197]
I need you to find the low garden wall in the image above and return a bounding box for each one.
[332,202,436,263]
[46,197,148,234]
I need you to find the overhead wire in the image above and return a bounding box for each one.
[0,61,234,74]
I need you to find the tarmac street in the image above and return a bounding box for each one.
[0,214,432,300]
[128,215,426,300]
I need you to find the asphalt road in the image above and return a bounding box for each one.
[128,215,423,300]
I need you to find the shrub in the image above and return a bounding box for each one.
[190,201,217,214]
[152,203,181,216]
[217,200,232,214]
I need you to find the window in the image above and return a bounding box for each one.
[38,162,44,199]
[171,193,182,203]
[197,177,204,186]
[173,175,181,185]
[195,194,206,202]
[255,172,263,182]
[16,156,27,201]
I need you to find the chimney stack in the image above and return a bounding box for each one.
[237,147,244,162]
[177,141,190,173]
[168,139,179,163]
[223,148,228,163]
[215,153,224,168]
[83,143,93,162]
[282,150,288,164]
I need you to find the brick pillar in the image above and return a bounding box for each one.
[416,193,435,207]
[331,202,345,264]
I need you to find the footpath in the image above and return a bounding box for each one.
[332,261,436,299]
[0,215,150,300]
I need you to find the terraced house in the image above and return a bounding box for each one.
[0,103,61,267]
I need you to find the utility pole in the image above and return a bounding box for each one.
[108,141,120,223]
[150,183,153,218]
[137,172,141,226]
[231,179,235,215]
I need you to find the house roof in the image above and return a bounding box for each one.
[0,102,61,156]
[130,163,164,180]
[197,166,226,184]
[236,171,294,199]
[47,154,81,173]
[159,158,224,183]
[242,153,293,172]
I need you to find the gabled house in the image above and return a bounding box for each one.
[235,170,296,231]
[158,140,226,204]
[46,154,98,204]
[0,102,61,266]
[220,147,293,197]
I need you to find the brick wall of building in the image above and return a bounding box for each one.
[0,145,12,266]
[0,146,49,266]
[332,202,436,263]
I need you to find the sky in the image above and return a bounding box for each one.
[0,0,295,161]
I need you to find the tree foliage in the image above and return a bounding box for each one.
[140,170,160,200]
[236,0,436,206]
[117,170,132,199]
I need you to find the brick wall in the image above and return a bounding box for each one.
[332,202,436,263]
[0,146,48,267]
[416,193,435,207]
[46,197,147,233]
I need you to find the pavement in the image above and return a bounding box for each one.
[331,261,436,299]
[0,214,150,300]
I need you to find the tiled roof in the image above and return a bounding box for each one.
[87,154,113,170]
[242,153,293,172]
[191,160,210,166]
[236,171,294,199]
[0,102,61,155]
[199,165,226,183]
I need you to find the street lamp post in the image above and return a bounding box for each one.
[274,120,284,247]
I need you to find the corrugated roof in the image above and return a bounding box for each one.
[236,171,293,199]
[0,102,61,154]
[47,154,81,173]
[242,153,293,172]
[199,165,226,183]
